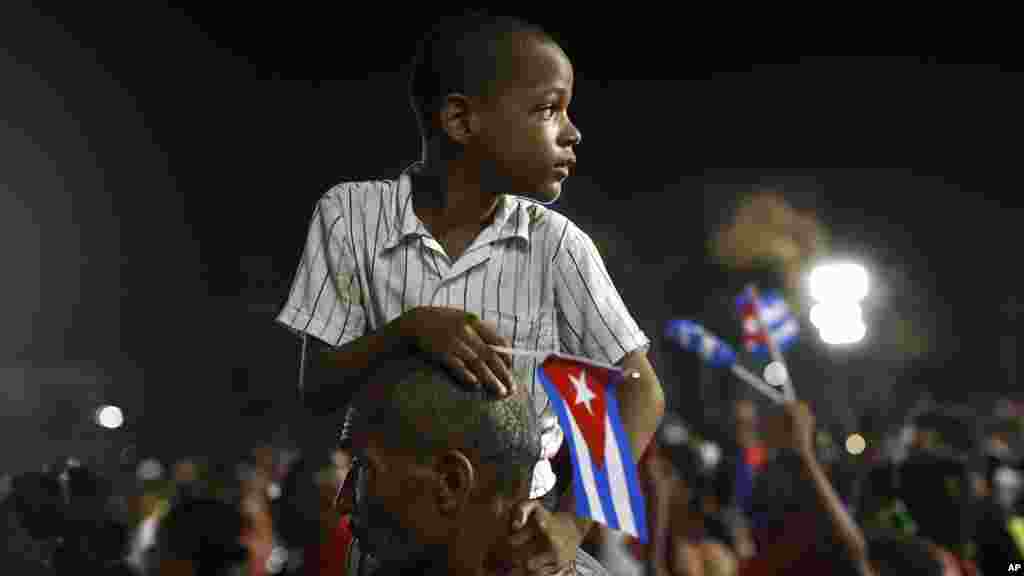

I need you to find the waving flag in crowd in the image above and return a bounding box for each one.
[664,320,787,403]
[536,353,648,543]
[736,287,799,359]
[665,319,737,368]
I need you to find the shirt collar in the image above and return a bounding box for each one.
[382,162,532,251]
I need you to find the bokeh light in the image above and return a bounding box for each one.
[95,405,124,429]
[846,433,867,455]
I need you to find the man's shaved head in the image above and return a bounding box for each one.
[353,354,540,495]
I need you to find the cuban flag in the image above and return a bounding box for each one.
[665,320,737,368]
[736,287,799,358]
[536,354,648,543]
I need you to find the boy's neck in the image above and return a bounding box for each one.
[413,159,502,237]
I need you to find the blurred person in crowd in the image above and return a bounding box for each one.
[965,424,1024,575]
[239,456,277,576]
[716,400,766,522]
[696,471,753,561]
[275,447,354,576]
[1,470,64,574]
[865,532,945,576]
[152,497,249,576]
[274,456,319,574]
[54,465,135,574]
[744,401,870,576]
[126,471,180,574]
[618,429,740,576]
[340,352,610,575]
[173,459,203,507]
[665,447,739,576]
[277,11,665,574]
[898,447,982,573]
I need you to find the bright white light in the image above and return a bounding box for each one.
[809,301,862,329]
[96,405,124,429]
[699,442,722,470]
[809,262,870,303]
[820,319,867,345]
[763,361,789,388]
[811,302,866,345]
[846,433,867,455]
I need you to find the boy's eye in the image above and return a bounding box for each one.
[539,106,558,120]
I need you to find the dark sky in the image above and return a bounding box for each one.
[3,6,1020,470]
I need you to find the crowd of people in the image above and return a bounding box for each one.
[3,367,1022,575]
[591,398,1024,576]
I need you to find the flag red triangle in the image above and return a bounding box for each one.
[540,356,610,467]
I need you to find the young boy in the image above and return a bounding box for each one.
[277,11,665,574]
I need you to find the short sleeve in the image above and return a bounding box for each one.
[553,222,649,364]
[276,189,366,348]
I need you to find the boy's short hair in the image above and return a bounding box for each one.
[408,11,553,143]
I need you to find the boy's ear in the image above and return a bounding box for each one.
[439,94,480,145]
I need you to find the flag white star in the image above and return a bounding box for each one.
[569,369,597,415]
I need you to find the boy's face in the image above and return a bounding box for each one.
[469,34,581,204]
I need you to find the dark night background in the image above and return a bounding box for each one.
[2,6,1020,474]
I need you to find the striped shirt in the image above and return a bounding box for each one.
[277,162,649,497]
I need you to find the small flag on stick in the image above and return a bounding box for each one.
[664,320,787,403]
[491,347,649,542]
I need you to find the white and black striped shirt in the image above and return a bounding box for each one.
[277,162,649,497]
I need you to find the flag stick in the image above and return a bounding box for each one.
[489,346,624,373]
[747,284,797,401]
[731,364,786,405]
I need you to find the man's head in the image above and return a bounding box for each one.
[409,11,582,204]
[349,354,540,572]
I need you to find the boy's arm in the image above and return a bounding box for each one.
[305,307,515,409]
[280,192,514,413]
[617,351,667,480]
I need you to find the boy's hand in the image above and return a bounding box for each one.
[401,306,516,396]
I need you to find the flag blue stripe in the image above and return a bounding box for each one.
[536,367,593,520]
[603,372,649,544]
[590,452,621,532]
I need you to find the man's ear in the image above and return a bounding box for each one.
[439,94,481,146]
[434,450,476,516]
